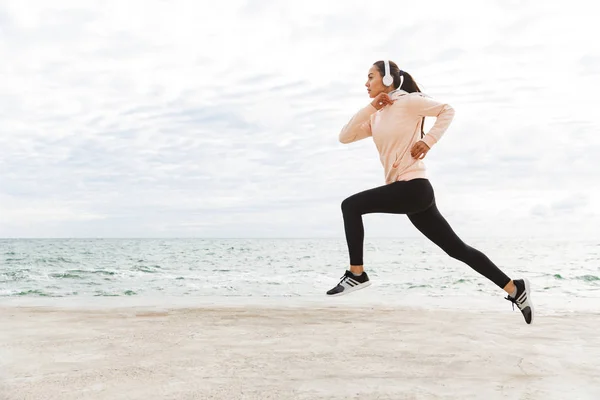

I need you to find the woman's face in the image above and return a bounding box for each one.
[365,65,391,99]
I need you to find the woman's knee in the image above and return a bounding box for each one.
[341,194,361,215]
[445,241,472,261]
[341,196,353,214]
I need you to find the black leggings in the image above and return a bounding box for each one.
[341,178,511,289]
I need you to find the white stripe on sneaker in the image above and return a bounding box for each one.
[347,278,360,286]
[328,280,371,297]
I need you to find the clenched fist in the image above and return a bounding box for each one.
[370,93,394,110]
[411,141,430,159]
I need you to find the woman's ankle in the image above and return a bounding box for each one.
[350,265,364,275]
[503,280,516,296]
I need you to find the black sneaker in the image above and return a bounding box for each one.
[326,270,371,296]
[505,278,534,324]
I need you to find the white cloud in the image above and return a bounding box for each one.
[1,0,599,239]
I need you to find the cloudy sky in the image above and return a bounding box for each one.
[0,0,598,239]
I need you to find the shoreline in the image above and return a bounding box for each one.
[2,291,600,314]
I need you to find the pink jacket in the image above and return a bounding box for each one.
[339,89,455,184]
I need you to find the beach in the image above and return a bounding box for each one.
[2,0,600,397]
[2,301,599,400]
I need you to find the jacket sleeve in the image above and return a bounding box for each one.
[339,104,377,144]
[409,94,455,148]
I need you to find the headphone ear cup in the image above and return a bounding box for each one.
[382,60,394,86]
[382,74,393,86]
[383,60,393,86]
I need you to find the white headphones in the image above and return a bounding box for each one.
[382,60,404,89]
[382,60,393,86]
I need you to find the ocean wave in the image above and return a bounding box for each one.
[66,269,116,276]
[36,256,76,264]
[132,265,162,273]
[49,272,83,279]
[577,275,599,282]
[93,290,138,296]
[15,289,52,297]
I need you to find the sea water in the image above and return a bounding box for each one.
[1,238,599,311]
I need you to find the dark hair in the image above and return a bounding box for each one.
[373,60,425,137]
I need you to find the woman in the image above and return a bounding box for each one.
[326,60,534,324]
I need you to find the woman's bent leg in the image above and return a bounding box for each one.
[342,179,434,266]
[407,202,511,289]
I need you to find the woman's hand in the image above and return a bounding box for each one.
[411,141,430,159]
[371,93,394,110]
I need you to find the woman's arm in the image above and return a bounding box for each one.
[409,94,455,148]
[338,104,376,144]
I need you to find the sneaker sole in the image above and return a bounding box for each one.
[524,278,534,324]
[327,281,371,297]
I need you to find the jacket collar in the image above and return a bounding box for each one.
[388,89,409,100]
[388,89,428,100]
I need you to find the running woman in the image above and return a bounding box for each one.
[326,60,534,324]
